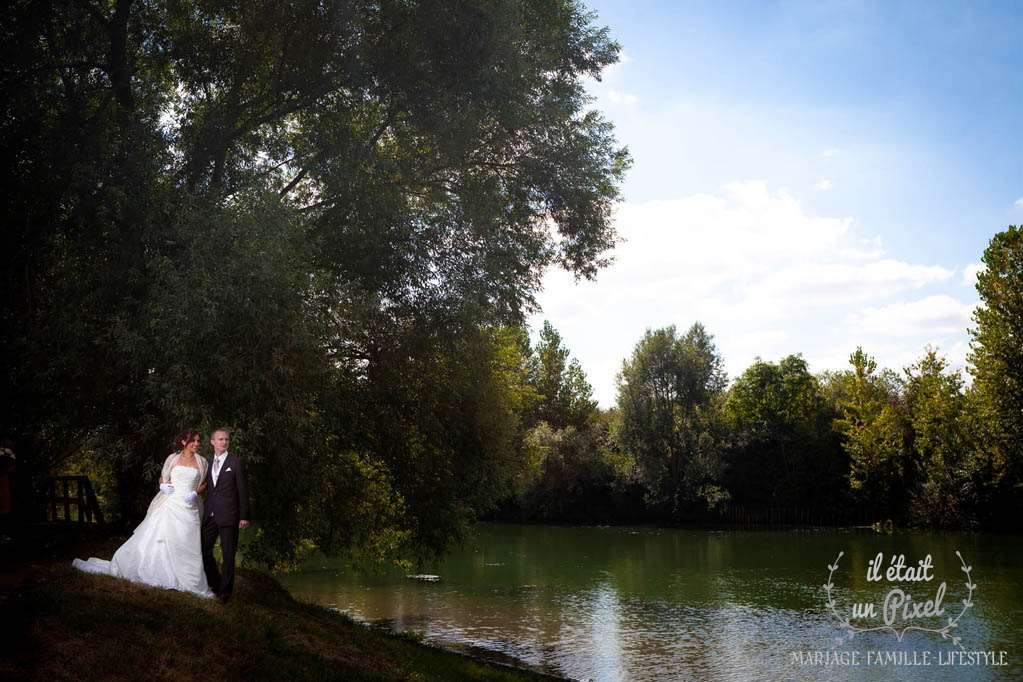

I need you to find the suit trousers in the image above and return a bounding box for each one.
[201,515,239,600]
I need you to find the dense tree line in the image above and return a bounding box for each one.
[504,226,1022,530]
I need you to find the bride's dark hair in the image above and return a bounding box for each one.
[173,428,200,451]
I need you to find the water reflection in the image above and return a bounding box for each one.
[278,525,1023,681]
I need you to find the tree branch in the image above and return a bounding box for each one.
[281,110,396,200]
[278,166,310,198]
[107,0,135,113]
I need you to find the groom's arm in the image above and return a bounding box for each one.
[236,457,250,529]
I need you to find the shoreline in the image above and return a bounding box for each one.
[0,524,565,681]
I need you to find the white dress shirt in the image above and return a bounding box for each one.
[212,452,228,486]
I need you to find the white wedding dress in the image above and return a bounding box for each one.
[73,465,214,598]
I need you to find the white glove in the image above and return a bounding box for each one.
[159,483,174,494]
[184,491,197,504]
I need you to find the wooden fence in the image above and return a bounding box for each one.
[46,476,105,525]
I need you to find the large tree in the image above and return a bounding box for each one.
[968,226,1023,521]
[903,347,977,527]
[723,354,845,509]
[508,321,620,522]
[834,348,911,519]
[615,323,728,514]
[1,0,628,566]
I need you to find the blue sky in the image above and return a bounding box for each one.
[528,0,1023,406]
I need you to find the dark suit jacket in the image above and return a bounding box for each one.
[204,453,250,527]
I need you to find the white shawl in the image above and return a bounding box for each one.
[142,451,209,521]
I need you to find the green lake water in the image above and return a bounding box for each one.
[277,524,1023,681]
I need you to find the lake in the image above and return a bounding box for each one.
[277,524,1023,681]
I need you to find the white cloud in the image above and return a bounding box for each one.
[1015,196,1023,209]
[844,295,979,336]
[822,148,842,158]
[531,181,964,405]
[595,50,632,82]
[607,89,638,104]
[582,182,861,309]
[814,179,833,192]
[586,52,638,107]
[838,235,885,260]
[961,262,984,286]
[735,261,953,320]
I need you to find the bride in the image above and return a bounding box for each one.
[73,429,214,598]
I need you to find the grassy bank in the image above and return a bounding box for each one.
[0,527,562,681]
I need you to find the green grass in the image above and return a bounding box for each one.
[0,528,562,682]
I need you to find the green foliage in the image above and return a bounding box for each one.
[498,322,634,522]
[723,355,846,508]
[525,321,597,430]
[968,226,1023,516]
[615,323,727,513]
[902,348,978,527]
[517,414,620,521]
[834,348,912,517]
[0,1,628,564]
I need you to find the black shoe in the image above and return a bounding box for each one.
[219,594,231,604]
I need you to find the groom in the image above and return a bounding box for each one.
[201,428,249,603]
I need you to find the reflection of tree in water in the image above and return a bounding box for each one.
[277,525,1023,680]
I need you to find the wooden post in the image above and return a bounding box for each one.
[75,478,85,523]
[83,477,105,526]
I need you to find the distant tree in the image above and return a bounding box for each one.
[968,226,1023,519]
[505,323,626,522]
[902,347,977,527]
[517,412,619,521]
[723,355,845,508]
[525,321,597,430]
[834,348,911,518]
[615,323,728,514]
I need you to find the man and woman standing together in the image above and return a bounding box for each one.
[74,428,249,603]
